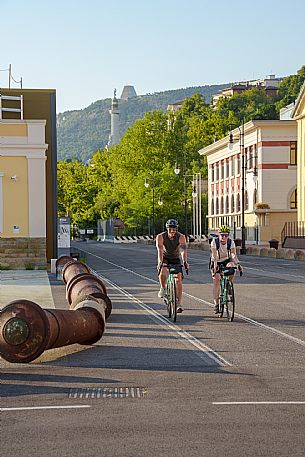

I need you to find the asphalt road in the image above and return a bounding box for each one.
[1,242,305,457]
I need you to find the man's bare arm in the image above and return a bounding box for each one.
[179,234,188,264]
[156,234,164,265]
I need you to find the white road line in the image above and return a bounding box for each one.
[82,249,305,349]
[212,401,305,405]
[0,405,91,411]
[93,269,231,367]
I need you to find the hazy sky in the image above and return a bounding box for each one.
[1,0,304,113]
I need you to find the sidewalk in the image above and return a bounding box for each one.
[0,270,64,310]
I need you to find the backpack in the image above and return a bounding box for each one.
[208,237,232,269]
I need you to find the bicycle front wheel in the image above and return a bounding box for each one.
[165,282,171,318]
[170,280,177,322]
[225,281,235,322]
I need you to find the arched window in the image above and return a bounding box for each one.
[225,195,229,214]
[220,197,224,214]
[216,198,219,214]
[210,198,214,215]
[231,195,235,213]
[253,188,257,206]
[236,194,241,213]
[245,191,249,211]
[290,189,297,209]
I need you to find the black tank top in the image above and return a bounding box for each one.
[162,231,181,260]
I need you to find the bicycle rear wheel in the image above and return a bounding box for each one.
[170,280,177,322]
[225,281,235,322]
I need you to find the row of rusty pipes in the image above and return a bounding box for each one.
[0,256,111,363]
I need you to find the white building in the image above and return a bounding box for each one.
[199,120,297,243]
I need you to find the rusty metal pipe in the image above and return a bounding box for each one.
[0,299,105,363]
[62,260,90,284]
[66,272,107,305]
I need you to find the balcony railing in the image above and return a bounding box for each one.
[281,221,305,245]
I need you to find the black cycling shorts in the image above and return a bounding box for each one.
[163,257,183,274]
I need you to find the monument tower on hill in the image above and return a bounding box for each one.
[108,88,120,147]
[108,85,137,147]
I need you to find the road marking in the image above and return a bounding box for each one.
[81,248,305,349]
[212,401,305,405]
[0,405,91,411]
[93,270,231,367]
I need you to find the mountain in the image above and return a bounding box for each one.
[57,83,229,162]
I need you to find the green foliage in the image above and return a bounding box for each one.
[275,65,305,111]
[57,84,229,162]
[57,67,305,232]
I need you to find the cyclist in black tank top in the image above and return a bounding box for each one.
[156,219,189,313]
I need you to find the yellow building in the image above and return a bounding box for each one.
[0,89,57,265]
[292,81,305,221]
[0,94,48,268]
[199,120,297,244]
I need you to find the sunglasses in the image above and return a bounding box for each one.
[220,233,229,237]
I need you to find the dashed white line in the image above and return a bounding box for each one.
[81,248,305,349]
[93,270,231,367]
[212,401,305,405]
[0,405,91,411]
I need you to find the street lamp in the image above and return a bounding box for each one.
[229,121,258,254]
[173,160,189,239]
[144,178,155,239]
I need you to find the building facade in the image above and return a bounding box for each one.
[199,120,297,244]
[0,95,48,267]
[292,82,305,222]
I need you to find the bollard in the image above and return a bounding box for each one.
[62,260,90,284]
[0,299,105,363]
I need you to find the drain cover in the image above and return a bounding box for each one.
[69,387,147,399]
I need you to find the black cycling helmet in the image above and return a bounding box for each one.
[166,219,178,229]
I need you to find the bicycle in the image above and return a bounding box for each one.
[218,265,242,322]
[158,262,188,322]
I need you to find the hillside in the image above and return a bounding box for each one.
[57,83,229,162]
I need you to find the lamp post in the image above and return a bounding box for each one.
[145,178,163,239]
[229,121,258,254]
[174,161,190,239]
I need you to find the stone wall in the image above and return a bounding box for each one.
[0,238,46,269]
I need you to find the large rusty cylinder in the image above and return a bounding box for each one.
[66,272,107,306]
[70,292,112,320]
[55,255,75,271]
[62,260,90,285]
[0,299,105,363]
[55,255,75,279]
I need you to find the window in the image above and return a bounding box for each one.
[221,161,224,180]
[215,163,219,181]
[225,195,229,214]
[290,189,297,209]
[237,154,241,175]
[226,159,229,178]
[231,195,235,213]
[253,188,257,206]
[220,197,224,214]
[216,198,219,214]
[245,190,249,211]
[211,166,214,182]
[210,198,214,214]
[236,194,241,213]
[290,142,297,165]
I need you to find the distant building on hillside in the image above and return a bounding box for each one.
[167,100,184,112]
[212,75,282,107]
[120,85,137,100]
